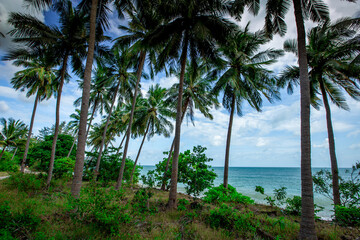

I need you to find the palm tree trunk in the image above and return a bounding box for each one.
[47,52,69,187]
[0,146,6,161]
[116,133,127,155]
[21,92,39,172]
[319,81,341,207]
[130,122,150,184]
[67,131,78,158]
[86,99,98,138]
[116,50,146,190]
[11,147,18,162]
[160,99,189,191]
[223,94,235,189]
[293,0,317,238]
[71,0,98,198]
[94,80,121,176]
[168,35,188,209]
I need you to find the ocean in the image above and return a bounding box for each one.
[139,166,351,220]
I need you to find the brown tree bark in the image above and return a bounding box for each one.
[223,94,235,189]
[86,98,98,138]
[319,80,341,207]
[21,92,39,172]
[168,35,188,209]
[116,50,146,190]
[47,52,69,187]
[160,99,189,191]
[130,122,150,184]
[94,80,121,176]
[71,0,98,198]
[293,0,317,238]
[67,131,77,158]
[11,147,18,162]
[116,133,127,155]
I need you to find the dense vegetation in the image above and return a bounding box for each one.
[0,0,359,238]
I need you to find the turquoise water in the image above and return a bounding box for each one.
[139,166,350,220]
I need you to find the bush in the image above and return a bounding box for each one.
[27,134,76,171]
[4,173,45,193]
[53,157,75,179]
[284,196,324,217]
[334,205,360,226]
[0,201,40,239]
[132,188,156,214]
[178,199,189,211]
[0,151,19,172]
[203,184,254,205]
[84,148,142,184]
[255,186,287,207]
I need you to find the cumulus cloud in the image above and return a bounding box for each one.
[0,100,9,112]
[313,138,329,148]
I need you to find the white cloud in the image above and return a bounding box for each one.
[350,143,360,150]
[0,85,35,102]
[313,138,329,148]
[0,100,9,112]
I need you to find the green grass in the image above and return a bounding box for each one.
[0,174,359,240]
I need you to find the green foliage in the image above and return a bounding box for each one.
[4,173,45,193]
[27,134,76,171]
[53,157,75,179]
[334,205,360,226]
[141,171,156,188]
[255,186,287,207]
[0,201,40,239]
[178,199,189,211]
[132,188,156,214]
[142,145,216,197]
[313,163,360,208]
[204,184,254,205]
[67,183,131,235]
[206,204,256,234]
[84,147,142,184]
[284,196,324,217]
[0,151,19,172]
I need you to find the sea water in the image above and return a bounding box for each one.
[140,166,351,220]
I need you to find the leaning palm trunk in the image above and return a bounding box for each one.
[67,130,78,158]
[116,133,127,155]
[319,81,341,207]
[130,123,150,184]
[94,80,121,176]
[223,95,235,189]
[11,147,18,162]
[160,100,189,191]
[86,99,98,138]
[47,53,69,187]
[293,0,317,238]
[0,146,6,160]
[116,50,146,190]
[168,37,188,209]
[71,0,99,198]
[21,92,39,172]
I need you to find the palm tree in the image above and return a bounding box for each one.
[264,0,329,237]
[279,18,360,208]
[93,46,137,177]
[113,0,164,190]
[129,84,174,184]
[66,109,85,158]
[160,61,219,190]
[212,28,282,189]
[9,0,89,186]
[0,118,28,161]
[5,47,57,172]
[143,0,241,208]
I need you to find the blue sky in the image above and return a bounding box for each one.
[0,0,359,168]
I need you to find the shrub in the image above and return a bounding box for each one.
[334,205,360,226]
[0,151,19,172]
[178,199,189,211]
[53,157,75,179]
[255,186,287,207]
[4,173,45,193]
[203,184,254,205]
[132,188,156,214]
[285,196,324,217]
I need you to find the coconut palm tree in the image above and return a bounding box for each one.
[160,61,219,190]
[9,0,89,186]
[129,84,174,184]
[279,18,360,208]
[5,47,57,172]
[264,0,329,237]
[0,118,28,161]
[212,28,282,189]
[143,0,242,208]
[93,46,137,177]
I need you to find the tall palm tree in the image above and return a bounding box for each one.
[279,18,360,208]
[0,118,28,161]
[160,61,219,190]
[5,47,57,172]
[264,0,329,237]
[66,109,85,158]
[129,84,174,184]
[144,0,242,208]
[9,0,89,186]
[212,28,282,189]
[93,46,137,176]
